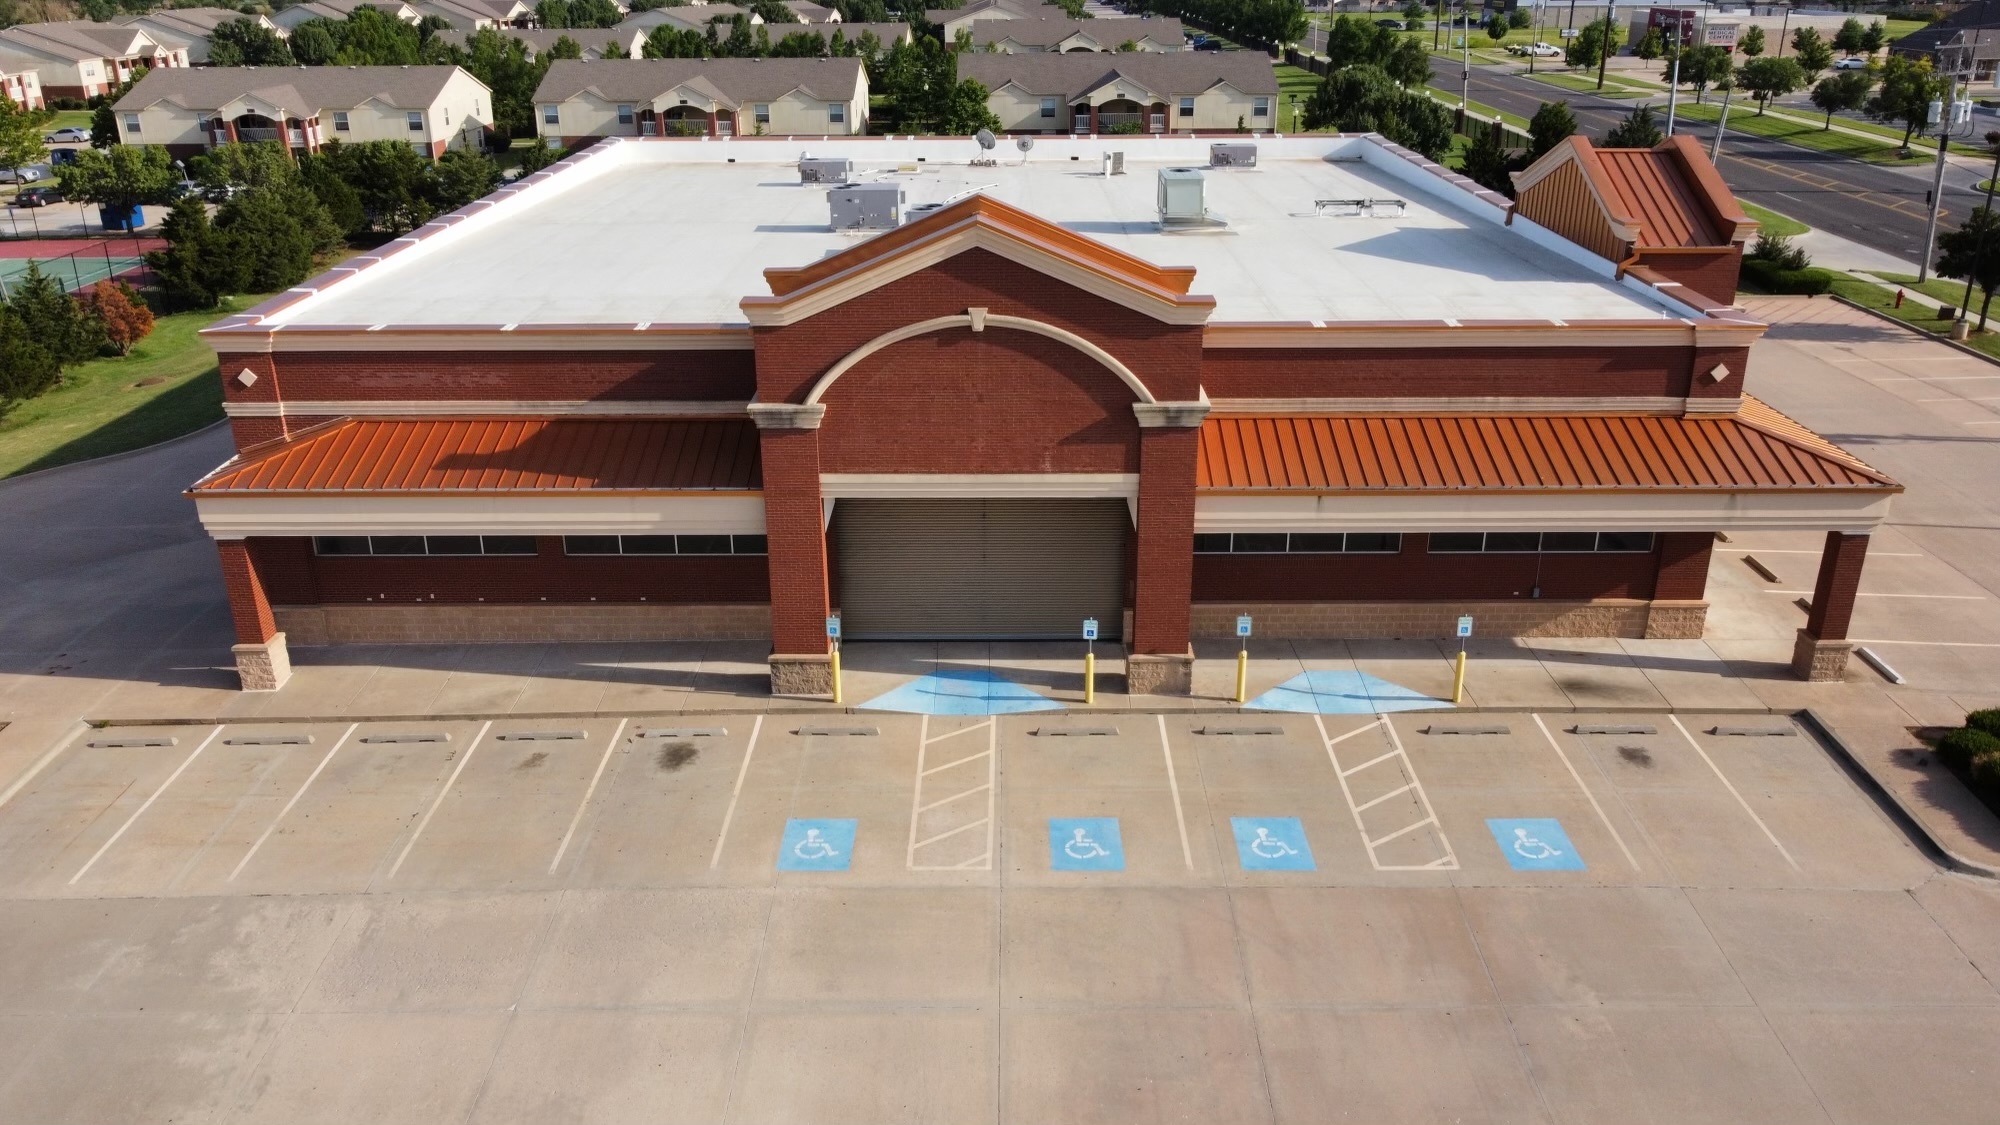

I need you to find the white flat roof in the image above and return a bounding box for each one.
[264,134,1702,329]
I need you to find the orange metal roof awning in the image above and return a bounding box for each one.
[191,417,762,493]
[1195,398,1897,494]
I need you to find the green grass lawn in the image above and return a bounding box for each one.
[0,292,273,479]
[1871,271,1990,307]
[1528,71,1649,97]
[1818,273,2000,359]
[1676,100,1930,165]
[49,109,91,132]
[1739,200,1808,237]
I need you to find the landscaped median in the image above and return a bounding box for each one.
[1676,100,1932,166]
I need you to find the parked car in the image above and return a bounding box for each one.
[10,185,61,207]
[43,126,88,144]
[1193,37,1224,49]
[1527,40,1561,56]
[1374,17,1403,27]
[0,164,48,183]
[1833,55,1869,69]
[202,182,241,203]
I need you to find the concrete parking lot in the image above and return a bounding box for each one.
[3,708,1998,1124]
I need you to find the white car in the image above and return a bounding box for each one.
[0,164,48,183]
[42,126,88,144]
[1528,40,1561,56]
[1833,55,1870,69]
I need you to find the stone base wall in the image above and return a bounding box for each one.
[275,604,771,645]
[1191,599,1707,640]
[1791,629,1854,682]
[232,634,292,692]
[1126,651,1194,696]
[770,653,834,697]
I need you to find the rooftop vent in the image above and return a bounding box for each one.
[1209,142,1256,168]
[799,156,851,184]
[1158,166,1213,228]
[829,182,903,231]
[1314,197,1407,217]
[1101,150,1124,176]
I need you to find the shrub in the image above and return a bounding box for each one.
[1739,257,1834,295]
[1750,232,1811,270]
[1972,749,2000,791]
[1968,709,2000,738]
[1936,726,2000,769]
[78,280,154,356]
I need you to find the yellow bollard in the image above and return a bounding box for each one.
[830,646,843,705]
[1235,648,1248,704]
[1452,649,1467,705]
[1084,650,1095,705]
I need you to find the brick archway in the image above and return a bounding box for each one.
[800,309,1159,408]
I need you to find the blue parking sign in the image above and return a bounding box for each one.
[777,818,856,871]
[1486,818,1584,871]
[1230,816,1315,871]
[1048,817,1123,871]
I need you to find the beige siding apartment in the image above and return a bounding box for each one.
[113,64,494,157]
[960,52,1279,134]
[272,0,424,32]
[971,16,1186,52]
[499,26,649,58]
[534,57,867,141]
[0,21,186,101]
[0,53,45,109]
[925,0,1069,40]
[117,8,282,65]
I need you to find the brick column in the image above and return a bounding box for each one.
[1791,530,1870,681]
[749,403,832,696]
[217,539,290,691]
[1645,530,1714,639]
[1128,402,1206,695]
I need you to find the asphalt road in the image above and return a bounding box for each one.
[1456,64,1992,266]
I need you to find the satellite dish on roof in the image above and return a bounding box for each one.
[1016,136,1034,152]
[976,128,997,150]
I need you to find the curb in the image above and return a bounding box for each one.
[1829,293,2000,370]
[1798,708,2000,879]
[0,418,227,487]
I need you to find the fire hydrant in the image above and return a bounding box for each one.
[1896,288,1906,308]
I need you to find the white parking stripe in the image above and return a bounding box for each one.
[1532,714,1639,871]
[548,719,627,875]
[70,725,222,886]
[708,714,763,870]
[1157,714,1193,871]
[388,720,490,880]
[0,720,88,815]
[1315,715,1459,872]
[1670,715,1801,872]
[1762,590,1986,599]
[230,722,357,882]
[908,717,997,871]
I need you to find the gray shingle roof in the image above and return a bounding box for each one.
[534,56,864,107]
[495,26,643,55]
[971,15,1183,47]
[0,20,160,61]
[925,0,1066,22]
[958,50,1277,98]
[118,7,264,36]
[113,63,480,116]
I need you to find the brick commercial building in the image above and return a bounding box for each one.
[187,134,1899,694]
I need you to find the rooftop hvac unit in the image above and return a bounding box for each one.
[1101,150,1125,176]
[828,182,904,231]
[1209,142,1257,168]
[799,157,852,184]
[1157,167,1206,227]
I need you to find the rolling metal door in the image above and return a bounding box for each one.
[835,498,1129,640]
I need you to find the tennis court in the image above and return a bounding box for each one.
[0,251,146,293]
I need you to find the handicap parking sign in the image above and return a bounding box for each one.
[777,818,856,871]
[1486,818,1584,871]
[1230,816,1315,871]
[1048,817,1123,871]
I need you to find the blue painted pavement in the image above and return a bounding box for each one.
[777,818,856,871]
[1230,816,1316,871]
[1486,818,1585,871]
[1048,817,1124,871]
[1243,669,1445,715]
[856,666,1062,715]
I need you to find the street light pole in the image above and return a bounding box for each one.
[1596,0,1615,89]
[1711,76,1734,161]
[1776,5,1789,57]
[1956,129,2000,323]
[1665,13,1683,135]
[1921,36,1976,284]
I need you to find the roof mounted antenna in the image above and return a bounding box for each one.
[1015,134,1033,165]
[972,127,997,167]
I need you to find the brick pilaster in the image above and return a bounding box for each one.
[757,425,830,655]
[216,538,277,645]
[1805,531,1870,642]
[1653,531,1715,601]
[1132,424,1198,655]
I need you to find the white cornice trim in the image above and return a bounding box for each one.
[1206,396,1688,416]
[1681,396,1744,415]
[195,493,767,538]
[1194,490,1894,533]
[802,311,1157,405]
[212,328,756,354]
[820,473,1139,498]
[741,222,1214,327]
[1199,323,1756,349]
[223,399,752,419]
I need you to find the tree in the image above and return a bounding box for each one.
[190,140,298,190]
[431,147,501,209]
[78,280,153,356]
[748,0,798,21]
[215,183,341,292]
[1483,13,1505,42]
[332,6,423,64]
[89,102,118,149]
[1633,25,1662,60]
[1458,121,1517,194]
[1602,103,1663,147]
[1810,70,1873,128]
[455,26,551,141]
[601,38,629,57]
[299,152,367,234]
[546,33,583,58]
[1832,15,1864,56]
[642,25,709,56]
[9,261,103,364]
[1385,37,1432,86]
[0,86,54,181]
[206,17,294,66]
[1869,52,1948,147]
[1938,206,2000,327]
[1506,7,1529,29]
[314,139,436,232]
[146,196,227,311]
[535,0,570,26]
[773,28,827,55]
[1527,99,1577,158]
[289,20,341,64]
[1564,15,1616,70]
[54,144,177,215]
[1737,55,1805,114]
[0,309,59,407]
[1400,0,1425,21]
[1303,63,1452,159]
[1791,27,1832,80]
[1860,19,1886,56]
[1738,24,1764,57]
[1665,44,1732,102]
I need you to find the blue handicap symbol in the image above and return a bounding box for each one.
[1242,669,1445,715]
[777,818,856,871]
[1486,818,1585,871]
[856,667,1061,716]
[1230,816,1316,871]
[1048,817,1124,871]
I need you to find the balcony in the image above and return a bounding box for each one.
[235,127,279,143]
